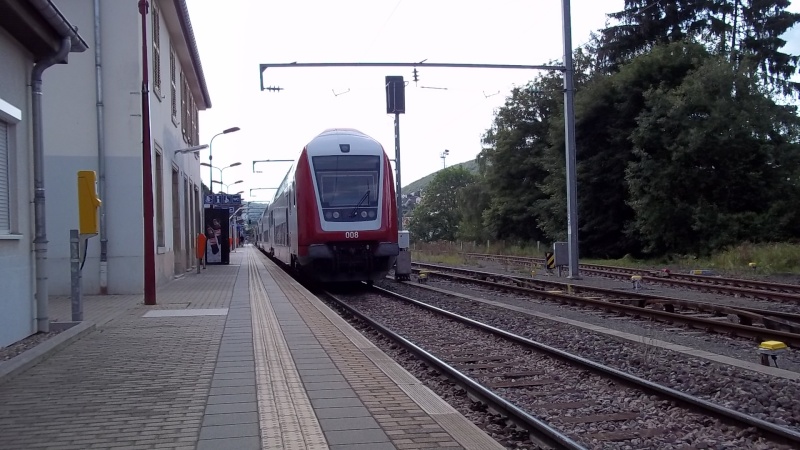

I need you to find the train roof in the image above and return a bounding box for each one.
[315,128,369,138]
[306,128,384,157]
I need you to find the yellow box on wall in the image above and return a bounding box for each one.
[77,170,102,236]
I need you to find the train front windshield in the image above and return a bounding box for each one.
[313,155,380,221]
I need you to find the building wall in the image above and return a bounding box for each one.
[0,27,36,347]
[43,0,204,295]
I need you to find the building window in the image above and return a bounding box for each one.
[155,145,165,247]
[180,73,198,146]
[191,97,198,145]
[151,2,161,98]
[181,73,189,143]
[0,122,9,232]
[170,48,177,124]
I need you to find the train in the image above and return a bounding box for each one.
[256,128,400,283]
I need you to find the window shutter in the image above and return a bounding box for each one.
[170,50,177,119]
[0,123,9,231]
[180,72,187,139]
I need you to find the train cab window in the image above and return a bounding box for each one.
[312,155,380,222]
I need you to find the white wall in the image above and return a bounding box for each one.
[43,0,204,295]
[0,28,36,347]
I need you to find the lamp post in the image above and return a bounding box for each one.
[174,144,208,156]
[202,161,241,189]
[139,0,156,305]
[219,180,243,193]
[208,127,240,187]
[440,149,450,169]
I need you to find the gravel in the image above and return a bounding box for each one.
[412,261,800,370]
[0,330,65,362]
[330,291,796,449]
[424,277,800,372]
[372,279,800,437]
[452,259,800,315]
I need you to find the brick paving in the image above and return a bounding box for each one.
[0,247,502,450]
[0,254,242,450]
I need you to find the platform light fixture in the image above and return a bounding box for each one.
[208,127,241,187]
[174,144,209,155]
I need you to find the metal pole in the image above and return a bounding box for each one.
[139,0,156,304]
[209,135,216,192]
[70,230,83,322]
[94,0,109,295]
[561,0,580,279]
[394,113,402,230]
[32,37,71,333]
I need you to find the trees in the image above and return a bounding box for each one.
[449,3,800,257]
[407,167,481,242]
[537,42,712,258]
[478,50,594,243]
[596,0,800,94]
[627,54,800,254]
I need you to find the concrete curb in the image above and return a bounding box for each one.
[0,321,96,386]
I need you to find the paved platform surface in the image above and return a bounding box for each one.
[0,247,502,449]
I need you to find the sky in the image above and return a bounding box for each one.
[185,0,800,203]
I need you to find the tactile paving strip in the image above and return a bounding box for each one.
[259,253,505,450]
[248,252,328,450]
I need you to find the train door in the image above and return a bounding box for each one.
[285,208,289,247]
[268,210,272,244]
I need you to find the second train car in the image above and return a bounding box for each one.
[259,128,399,283]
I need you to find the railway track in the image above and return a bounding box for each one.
[463,252,800,304]
[411,262,800,347]
[323,286,800,449]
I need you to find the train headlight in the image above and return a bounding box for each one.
[333,211,340,219]
[368,210,376,218]
[361,211,368,218]
[324,211,331,219]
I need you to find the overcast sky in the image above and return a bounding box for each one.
[185,0,800,202]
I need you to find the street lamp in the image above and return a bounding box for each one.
[218,180,243,193]
[208,127,240,187]
[440,149,449,169]
[201,161,241,187]
[174,144,209,155]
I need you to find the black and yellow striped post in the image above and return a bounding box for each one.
[545,252,555,273]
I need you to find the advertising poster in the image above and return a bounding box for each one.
[204,208,230,264]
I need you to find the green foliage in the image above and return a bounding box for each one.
[596,0,800,94]
[455,180,492,242]
[451,2,800,259]
[407,167,480,242]
[626,51,800,255]
[539,42,712,258]
[706,242,800,274]
[479,49,594,243]
[403,160,480,194]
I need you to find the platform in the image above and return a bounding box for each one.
[0,247,502,450]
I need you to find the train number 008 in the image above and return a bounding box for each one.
[345,231,359,239]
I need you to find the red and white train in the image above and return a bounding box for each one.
[256,129,399,283]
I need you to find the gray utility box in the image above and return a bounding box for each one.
[395,230,412,280]
[553,242,569,267]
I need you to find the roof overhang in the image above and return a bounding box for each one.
[0,0,88,59]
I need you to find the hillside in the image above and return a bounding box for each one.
[403,159,479,194]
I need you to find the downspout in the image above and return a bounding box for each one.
[33,37,72,333]
[94,0,108,294]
